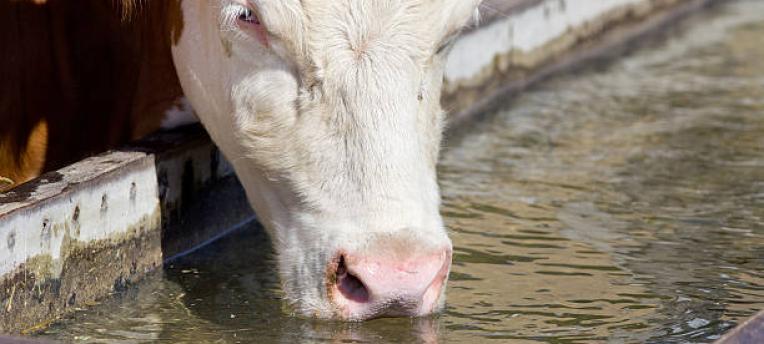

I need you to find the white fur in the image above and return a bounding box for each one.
[171,0,482,319]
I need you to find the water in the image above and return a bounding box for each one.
[41,1,764,343]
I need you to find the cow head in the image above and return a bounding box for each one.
[170,0,481,320]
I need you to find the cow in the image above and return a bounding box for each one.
[1,0,482,320]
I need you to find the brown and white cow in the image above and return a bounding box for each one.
[1,0,482,320]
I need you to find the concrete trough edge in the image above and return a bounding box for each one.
[0,0,743,337]
[442,0,722,129]
[0,125,251,333]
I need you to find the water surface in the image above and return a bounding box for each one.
[42,1,764,343]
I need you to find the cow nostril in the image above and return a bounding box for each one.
[336,255,370,303]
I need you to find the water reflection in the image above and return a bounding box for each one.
[42,1,763,343]
[43,226,445,343]
[439,2,764,342]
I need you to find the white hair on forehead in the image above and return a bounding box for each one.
[238,0,483,62]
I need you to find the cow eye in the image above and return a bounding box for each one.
[238,8,261,25]
[231,4,269,47]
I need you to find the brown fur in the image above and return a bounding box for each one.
[0,0,184,191]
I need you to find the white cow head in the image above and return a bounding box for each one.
[170,0,481,320]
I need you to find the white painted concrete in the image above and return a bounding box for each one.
[0,153,160,278]
[446,0,645,83]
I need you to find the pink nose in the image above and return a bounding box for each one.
[328,248,452,320]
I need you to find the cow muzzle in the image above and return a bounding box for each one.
[326,246,452,320]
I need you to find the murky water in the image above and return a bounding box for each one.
[41,1,764,343]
